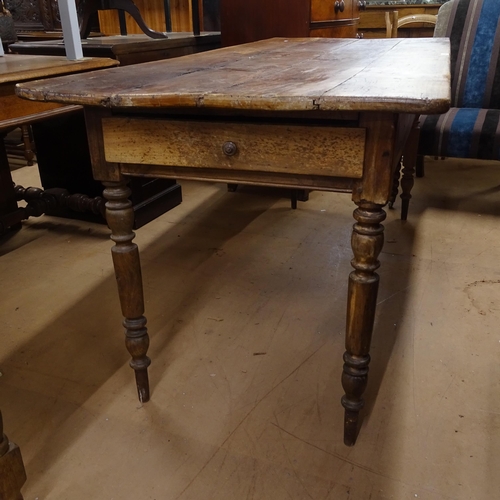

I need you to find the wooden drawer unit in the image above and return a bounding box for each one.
[102,117,365,179]
[311,0,354,23]
[221,0,361,47]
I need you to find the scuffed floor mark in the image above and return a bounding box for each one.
[464,280,500,316]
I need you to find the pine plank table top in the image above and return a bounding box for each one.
[15,37,451,445]
[17,37,450,113]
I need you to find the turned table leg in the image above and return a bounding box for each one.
[103,181,151,402]
[0,411,26,500]
[342,202,386,446]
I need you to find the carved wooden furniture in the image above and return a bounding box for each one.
[5,0,62,33]
[220,0,365,46]
[17,37,451,445]
[0,54,119,233]
[385,12,437,38]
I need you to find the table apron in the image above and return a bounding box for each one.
[0,92,66,129]
[102,117,366,180]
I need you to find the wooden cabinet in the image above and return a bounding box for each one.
[221,0,361,47]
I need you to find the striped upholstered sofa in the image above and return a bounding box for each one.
[418,0,500,171]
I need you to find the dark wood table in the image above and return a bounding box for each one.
[17,37,451,446]
[9,32,221,66]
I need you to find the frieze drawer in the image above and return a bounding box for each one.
[102,118,365,179]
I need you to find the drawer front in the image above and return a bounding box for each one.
[311,0,354,22]
[103,118,365,179]
[309,25,358,38]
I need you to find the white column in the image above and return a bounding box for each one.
[58,0,84,60]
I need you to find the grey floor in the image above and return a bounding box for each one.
[1,157,499,499]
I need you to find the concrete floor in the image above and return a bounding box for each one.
[1,158,499,499]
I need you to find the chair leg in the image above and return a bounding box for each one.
[415,155,425,178]
[388,159,401,209]
[400,124,419,220]
[296,189,310,202]
[400,159,414,221]
[21,126,35,166]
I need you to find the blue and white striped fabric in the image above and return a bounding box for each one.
[419,0,500,160]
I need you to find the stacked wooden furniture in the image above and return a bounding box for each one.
[221,0,365,46]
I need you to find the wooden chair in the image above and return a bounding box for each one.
[397,0,500,219]
[385,11,437,38]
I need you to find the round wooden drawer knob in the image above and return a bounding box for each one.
[222,141,238,156]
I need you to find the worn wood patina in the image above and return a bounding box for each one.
[16,37,451,445]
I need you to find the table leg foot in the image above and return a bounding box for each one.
[343,408,360,446]
[124,316,151,403]
[104,181,151,403]
[341,202,385,445]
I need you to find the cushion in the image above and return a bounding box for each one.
[419,108,500,159]
[438,0,500,108]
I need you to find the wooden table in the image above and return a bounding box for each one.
[9,33,221,66]
[0,54,118,231]
[17,37,451,445]
[1,53,182,232]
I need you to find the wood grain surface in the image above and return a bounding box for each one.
[16,38,451,114]
[102,117,365,178]
[1,54,119,84]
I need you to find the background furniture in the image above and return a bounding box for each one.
[10,31,220,64]
[385,11,437,38]
[6,0,218,40]
[1,54,183,231]
[220,0,364,46]
[17,36,450,446]
[0,54,121,234]
[10,32,223,226]
[403,0,500,218]
[359,2,442,38]
[97,0,216,35]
